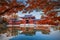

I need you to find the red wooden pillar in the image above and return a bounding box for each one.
[22,19,26,24]
[29,19,34,24]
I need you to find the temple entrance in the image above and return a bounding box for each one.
[26,20,29,24]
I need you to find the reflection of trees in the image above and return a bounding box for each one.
[0,17,8,34]
[11,28,18,36]
[41,30,50,34]
[51,26,60,31]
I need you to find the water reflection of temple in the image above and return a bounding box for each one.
[2,25,60,36]
[21,30,36,36]
[7,26,50,36]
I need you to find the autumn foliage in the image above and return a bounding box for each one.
[0,0,60,25]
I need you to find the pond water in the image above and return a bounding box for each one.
[10,27,60,40]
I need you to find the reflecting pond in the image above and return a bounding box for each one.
[10,26,60,40]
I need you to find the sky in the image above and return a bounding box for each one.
[17,0,44,19]
[17,11,44,19]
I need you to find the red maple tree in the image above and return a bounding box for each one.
[0,0,60,25]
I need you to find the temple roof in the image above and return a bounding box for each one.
[20,15,35,19]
